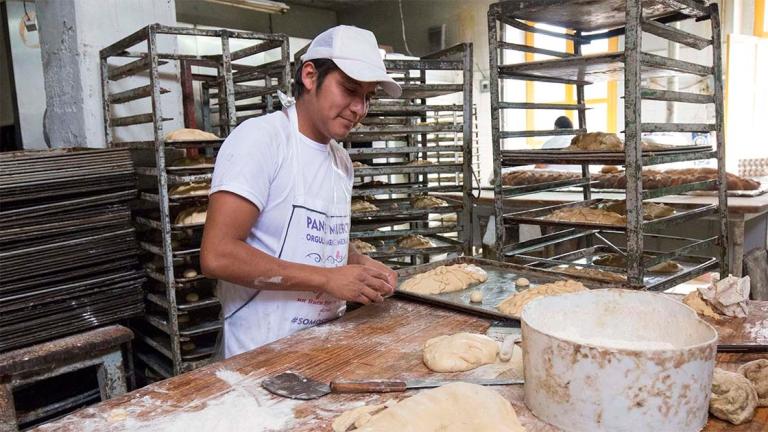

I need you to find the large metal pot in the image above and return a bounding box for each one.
[521,289,718,432]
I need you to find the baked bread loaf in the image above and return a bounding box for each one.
[174,206,207,225]
[350,238,376,254]
[165,128,219,141]
[411,196,448,209]
[541,207,627,225]
[500,170,580,186]
[566,132,623,151]
[593,168,760,191]
[351,200,379,213]
[396,234,434,249]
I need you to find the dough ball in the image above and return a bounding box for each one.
[185,292,200,302]
[182,268,198,278]
[710,368,758,425]
[177,314,191,325]
[469,290,483,303]
[353,382,525,432]
[181,342,196,352]
[515,278,529,288]
[423,333,499,373]
[738,359,768,406]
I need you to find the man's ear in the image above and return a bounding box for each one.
[301,62,318,93]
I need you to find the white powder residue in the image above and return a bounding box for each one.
[562,334,676,350]
[215,368,247,386]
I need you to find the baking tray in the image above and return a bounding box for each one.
[362,234,463,259]
[503,198,717,231]
[501,146,714,166]
[394,256,615,322]
[519,245,719,292]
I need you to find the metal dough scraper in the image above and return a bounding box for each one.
[262,371,524,400]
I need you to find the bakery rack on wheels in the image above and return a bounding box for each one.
[343,44,474,268]
[100,24,290,379]
[487,0,728,290]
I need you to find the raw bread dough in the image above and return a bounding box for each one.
[555,265,626,283]
[411,196,448,209]
[182,268,198,279]
[165,128,219,141]
[169,182,210,197]
[541,207,626,225]
[515,278,530,288]
[738,359,768,407]
[333,403,389,432]
[406,159,434,166]
[181,342,196,352]
[352,382,525,432]
[423,333,499,372]
[682,290,723,320]
[174,206,207,225]
[352,161,369,168]
[400,264,488,295]
[350,238,376,254]
[710,368,758,425]
[498,280,587,318]
[351,200,379,213]
[469,290,483,303]
[185,292,200,302]
[566,132,623,151]
[171,155,215,168]
[593,253,682,274]
[395,234,434,249]
[602,201,675,220]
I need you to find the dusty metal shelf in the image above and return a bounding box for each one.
[500,147,715,166]
[347,145,463,156]
[353,163,463,177]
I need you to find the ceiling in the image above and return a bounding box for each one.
[285,0,384,11]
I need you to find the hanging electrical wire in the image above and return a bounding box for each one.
[398,0,413,56]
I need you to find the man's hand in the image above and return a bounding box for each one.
[322,265,394,304]
[356,254,398,292]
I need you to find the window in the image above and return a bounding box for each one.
[756,0,767,38]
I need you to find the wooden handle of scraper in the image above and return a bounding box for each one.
[330,380,407,394]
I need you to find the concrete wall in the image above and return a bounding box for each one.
[0,8,13,127]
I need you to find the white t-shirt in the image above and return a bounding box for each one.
[209,110,353,331]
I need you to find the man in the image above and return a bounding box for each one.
[535,115,579,172]
[201,25,401,359]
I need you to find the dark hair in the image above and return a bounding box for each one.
[554,116,574,129]
[293,58,340,99]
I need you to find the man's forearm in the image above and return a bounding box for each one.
[201,239,327,291]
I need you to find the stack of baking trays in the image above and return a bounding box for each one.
[0,148,144,352]
[344,44,474,268]
[100,24,291,379]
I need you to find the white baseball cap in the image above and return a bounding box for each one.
[301,25,402,98]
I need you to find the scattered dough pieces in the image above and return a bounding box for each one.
[396,234,434,249]
[566,132,623,151]
[710,368,758,425]
[411,196,448,209]
[406,159,434,166]
[352,200,379,214]
[541,207,626,225]
[169,182,210,197]
[165,128,219,141]
[400,264,487,295]
[682,290,724,320]
[515,278,530,288]
[350,238,377,254]
[556,265,626,283]
[469,290,483,303]
[738,359,768,407]
[352,382,525,432]
[174,206,207,225]
[498,280,587,318]
[423,333,499,372]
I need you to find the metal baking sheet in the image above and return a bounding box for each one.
[503,198,717,232]
[501,146,715,166]
[394,256,614,322]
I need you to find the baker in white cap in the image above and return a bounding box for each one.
[201,26,401,358]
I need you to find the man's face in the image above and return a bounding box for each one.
[302,64,378,141]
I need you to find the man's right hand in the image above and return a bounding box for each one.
[322,265,394,304]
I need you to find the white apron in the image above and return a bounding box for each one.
[219,104,351,358]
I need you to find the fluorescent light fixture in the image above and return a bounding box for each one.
[204,0,290,14]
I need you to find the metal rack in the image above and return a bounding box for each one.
[100,24,290,378]
[343,44,474,267]
[487,0,727,288]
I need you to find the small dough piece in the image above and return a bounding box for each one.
[541,207,627,225]
[181,342,196,352]
[406,159,434,166]
[169,182,210,197]
[423,333,499,372]
[710,368,758,425]
[738,359,768,406]
[683,290,725,320]
[556,265,626,283]
[333,403,388,432]
[353,382,525,432]
[185,292,200,302]
[498,280,587,318]
[182,268,198,279]
[177,314,191,325]
[174,206,207,225]
[352,161,369,168]
[352,200,379,214]
[411,196,448,209]
[515,278,530,288]
[400,264,488,295]
[165,128,219,141]
[566,132,623,151]
[350,238,376,254]
[469,290,483,303]
[395,234,434,249]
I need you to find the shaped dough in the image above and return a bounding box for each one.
[400,264,487,295]
[423,333,498,372]
[411,196,448,209]
[352,200,379,213]
[395,234,434,249]
[333,403,389,432]
[469,290,483,303]
[541,207,627,225]
[710,368,758,425]
[351,382,525,432]
[738,359,768,407]
[498,280,587,318]
[165,128,219,141]
[566,132,623,151]
[350,238,376,254]
[593,253,681,274]
[555,265,626,283]
[174,206,207,225]
[169,182,210,197]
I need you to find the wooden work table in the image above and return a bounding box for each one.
[33,298,767,431]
